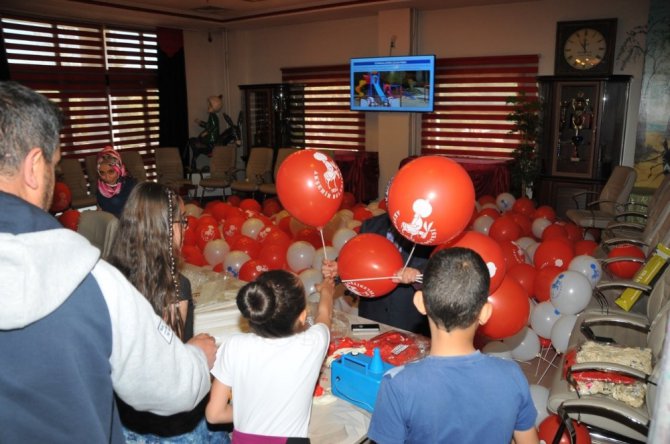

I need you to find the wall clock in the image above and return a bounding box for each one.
[554,18,617,76]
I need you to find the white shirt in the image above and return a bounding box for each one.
[211,323,330,437]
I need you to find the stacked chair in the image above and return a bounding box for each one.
[58,157,97,209]
[77,210,119,258]
[230,147,273,198]
[120,150,148,182]
[197,145,237,203]
[154,147,195,195]
[566,166,637,229]
[258,147,298,198]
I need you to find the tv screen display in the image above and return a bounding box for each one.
[350,55,435,112]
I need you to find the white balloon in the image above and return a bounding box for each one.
[496,192,516,212]
[223,250,250,278]
[241,217,265,239]
[505,327,541,362]
[531,217,551,239]
[473,215,494,235]
[474,200,482,212]
[550,314,578,354]
[183,203,203,218]
[299,268,323,298]
[337,209,354,221]
[584,230,596,241]
[529,385,550,426]
[530,301,561,339]
[286,241,316,273]
[482,341,513,360]
[481,202,499,211]
[346,219,362,230]
[370,208,386,216]
[332,227,357,252]
[367,201,380,210]
[312,246,338,270]
[568,255,603,288]
[516,236,536,251]
[549,271,592,315]
[203,239,230,265]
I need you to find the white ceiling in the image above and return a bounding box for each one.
[0,0,536,30]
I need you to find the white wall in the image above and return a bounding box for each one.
[184,0,650,196]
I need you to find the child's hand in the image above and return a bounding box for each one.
[187,333,217,369]
[321,259,339,281]
[316,278,335,298]
[392,267,420,284]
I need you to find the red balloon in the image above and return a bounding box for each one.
[478,207,501,220]
[388,156,475,245]
[454,231,506,293]
[238,259,270,282]
[340,192,356,210]
[534,265,562,302]
[203,200,218,214]
[607,244,645,278]
[239,198,262,213]
[232,235,261,259]
[539,336,552,348]
[488,215,522,243]
[277,150,344,228]
[430,232,466,257]
[538,415,591,444]
[195,222,222,250]
[510,212,532,237]
[534,238,575,270]
[227,195,241,207]
[50,182,72,213]
[512,197,535,217]
[532,205,556,222]
[562,222,583,242]
[182,245,206,266]
[262,198,282,217]
[294,227,322,249]
[337,233,403,298]
[507,263,536,297]
[498,240,527,269]
[209,202,231,223]
[58,209,80,230]
[574,239,598,256]
[353,206,373,222]
[196,215,218,230]
[182,226,197,247]
[542,223,569,241]
[258,243,288,270]
[222,215,246,242]
[477,275,530,340]
[258,226,291,248]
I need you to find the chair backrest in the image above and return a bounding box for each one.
[59,158,90,200]
[599,166,637,214]
[273,147,298,180]
[120,150,147,182]
[209,145,236,179]
[77,210,118,257]
[155,147,185,183]
[244,147,274,183]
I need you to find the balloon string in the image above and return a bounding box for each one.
[319,228,328,261]
[340,276,397,283]
[400,243,417,276]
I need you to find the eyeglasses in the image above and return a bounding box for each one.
[179,214,188,227]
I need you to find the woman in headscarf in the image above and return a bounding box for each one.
[96,145,137,217]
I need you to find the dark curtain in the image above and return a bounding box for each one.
[157,28,189,166]
[335,151,379,203]
[0,24,11,81]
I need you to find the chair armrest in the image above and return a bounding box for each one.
[602,237,649,251]
[613,211,648,222]
[601,256,646,270]
[557,398,649,438]
[585,200,627,214]
[568,361,650,380]
[572,191,599,209]
[606,222,645,232]
[580,314,650,343]
[595,280,652,293]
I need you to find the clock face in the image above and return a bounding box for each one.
[563,28,607,70]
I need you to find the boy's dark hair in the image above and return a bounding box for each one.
[421,247,490,332]
[237,269,306,338]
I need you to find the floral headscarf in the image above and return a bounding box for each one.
[97,146,128,198]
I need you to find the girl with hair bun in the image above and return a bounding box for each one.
[206,269,335,442]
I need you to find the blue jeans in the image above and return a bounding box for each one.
[123,417,231,444]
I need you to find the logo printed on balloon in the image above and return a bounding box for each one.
[551,274,563,297]
[342,281,380,298]
[313,152,343,200]
[393,198,437,244]
[487,262,498,278]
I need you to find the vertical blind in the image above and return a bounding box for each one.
[282,64,365,152]
[421,54,539,158]
[1,16,158,179]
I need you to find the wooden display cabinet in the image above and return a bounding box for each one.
[536,75,631,219]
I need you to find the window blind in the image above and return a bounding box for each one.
[421,55,539,159]
[282,64,365,152]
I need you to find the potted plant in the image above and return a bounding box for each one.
[506,91,542,198]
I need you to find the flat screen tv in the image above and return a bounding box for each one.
[350,55,435,112]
